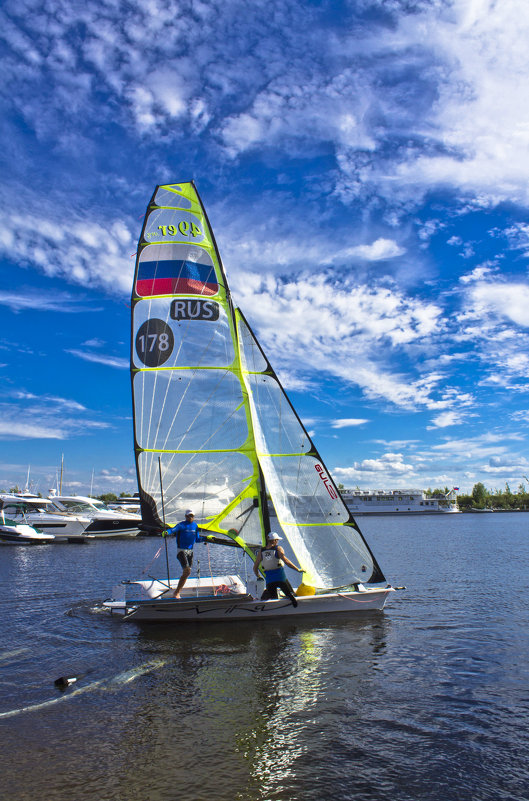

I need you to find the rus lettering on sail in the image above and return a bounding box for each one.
[170,299,220,321]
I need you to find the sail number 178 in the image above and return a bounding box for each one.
[135,318,174,367]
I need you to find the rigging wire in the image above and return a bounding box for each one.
[158,456,171,586]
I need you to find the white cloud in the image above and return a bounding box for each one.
[66,349,128,369]
[233,271,447,410]
[0,420,68,440]
[0,390,110,441]
[331,419,369,429]
[334,451,414,480]
[459,264,496,284]
[12,391,87,412]
[511,410,529,422]
[342,239,405,261]
[2,0,529,211]
[0,289,101,313]
[428,410,463,429]
[470,283,529,327]
[0,208,135,297]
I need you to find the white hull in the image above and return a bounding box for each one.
[50,495,141,537]
[347,507,460,515]
[0,497,91,536]
[341,487,460,515]
[0,521,55,545]
[82,527,139,538]
[103,576,393,621]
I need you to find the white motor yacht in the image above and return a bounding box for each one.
[0,495,91,539]
[50,495,141,537]
[0,508,56,545]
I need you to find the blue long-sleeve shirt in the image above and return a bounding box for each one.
[168,520,205,550]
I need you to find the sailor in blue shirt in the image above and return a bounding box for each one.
[167,510,206,598]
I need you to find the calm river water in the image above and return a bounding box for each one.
[1,512,528,801]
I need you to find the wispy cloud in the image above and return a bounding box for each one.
[0,390,109,441]
[428,410,465,429]
[11,391,87,412]
[331,419,369,429]
[66,349,128,369]
[0,289,101,313]
[2,0,529,210]
[0,209,134,297]
[470,283,529,328]
[342,239,406,262]
[0,420,67,440]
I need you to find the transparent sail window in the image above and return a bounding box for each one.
[134,369,249,452]
[246,374,311,456]
[154,187,193,209]
[137,450,258,525]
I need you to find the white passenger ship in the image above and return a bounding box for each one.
[340,488,460,515]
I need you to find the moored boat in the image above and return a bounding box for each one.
[0,495,91,538]
[341,487,461,515]
[0,515,56,546]
[51,495,141,537]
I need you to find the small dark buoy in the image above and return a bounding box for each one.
[54,675,79,691]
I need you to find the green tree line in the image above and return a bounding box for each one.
[456,482,529,510]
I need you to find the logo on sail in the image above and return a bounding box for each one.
[135,259,218,297]
[315,464,338,499]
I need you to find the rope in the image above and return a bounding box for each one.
[140,545,163,576]
[206,540,214,585]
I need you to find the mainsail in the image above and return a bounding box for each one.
[131,182,386,589]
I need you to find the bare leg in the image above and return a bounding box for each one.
[174,567,191,598]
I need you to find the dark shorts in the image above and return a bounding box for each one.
[177,549,193,569]
[261,580,298,607]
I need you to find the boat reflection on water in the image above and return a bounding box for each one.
[104,615,390,799]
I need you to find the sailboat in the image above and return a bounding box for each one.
[104,182,395,621]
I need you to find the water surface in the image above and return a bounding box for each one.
[1,513,528,801]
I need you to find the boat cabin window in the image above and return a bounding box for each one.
[2,504,20,516]
[55,500,91,514]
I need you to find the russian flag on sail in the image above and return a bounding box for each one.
[135,259,218,297]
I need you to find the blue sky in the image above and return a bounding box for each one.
[1,0,529,496]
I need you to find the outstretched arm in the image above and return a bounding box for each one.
[278,547,302,573]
